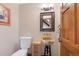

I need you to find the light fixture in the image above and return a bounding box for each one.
[41,4,54,12]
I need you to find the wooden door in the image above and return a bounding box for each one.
[60,3,79,56]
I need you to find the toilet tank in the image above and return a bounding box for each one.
[20,37,32,49]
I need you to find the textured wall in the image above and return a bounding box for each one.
[0,4,20,56]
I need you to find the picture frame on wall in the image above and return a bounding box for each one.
[0,4,10,26]
[40,12,55,32]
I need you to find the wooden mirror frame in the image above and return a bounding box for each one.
[40,12,55,32]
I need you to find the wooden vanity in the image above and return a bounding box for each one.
[32,39,54,56]
[32,40,41,56]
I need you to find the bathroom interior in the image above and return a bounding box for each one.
[0,3,79,56]
[0,3,61,56]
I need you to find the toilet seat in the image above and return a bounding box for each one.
[12,49,27,56]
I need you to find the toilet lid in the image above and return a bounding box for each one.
[12,49,27,56]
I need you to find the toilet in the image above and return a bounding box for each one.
[11,37,32,56]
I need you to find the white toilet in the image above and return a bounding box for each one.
[11,37,32,56]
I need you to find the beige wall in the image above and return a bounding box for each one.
[19,3,54,40]
[53,4,61,56]
[19,3,61,56]
[0,4,19,56]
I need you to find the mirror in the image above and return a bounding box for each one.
[40,12,55,32]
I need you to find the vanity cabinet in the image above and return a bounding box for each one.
[32,39,54,56]
[61,3,79,56]
[32,40,41,56]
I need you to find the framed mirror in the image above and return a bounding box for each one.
[40,12,55,32]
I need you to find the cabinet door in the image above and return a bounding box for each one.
[62,3,75,43]
[32,44,41,56]
[61,3,79,56]
[61,3,76,55]
[76,4,79,44]
[73,4,79,54]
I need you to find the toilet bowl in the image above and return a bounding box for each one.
[11,37,32,56]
